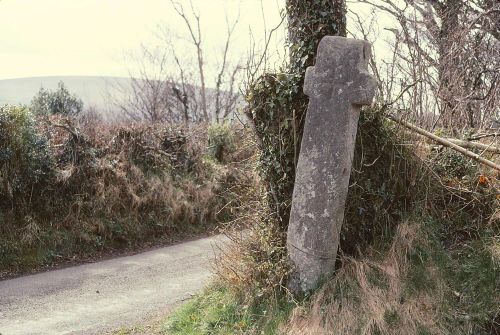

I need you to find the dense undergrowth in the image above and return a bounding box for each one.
[0,105,258,276]
[164,108,499,335]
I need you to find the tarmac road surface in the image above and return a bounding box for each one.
[0,234,227,335]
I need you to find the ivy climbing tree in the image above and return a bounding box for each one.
[246,0,346,229]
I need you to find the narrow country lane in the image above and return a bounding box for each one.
[0,234,227,335]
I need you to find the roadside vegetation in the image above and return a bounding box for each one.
[2,0,498,333]
[109,108,498,335]
[108,0,498,333]
[0,104,258,277]
[162,0,498,333]
[161,108,498,335]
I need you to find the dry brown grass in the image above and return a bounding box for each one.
[0,110,258,274]
[284,221,447,335]
[212,128,292,300]
[215,219,290,300]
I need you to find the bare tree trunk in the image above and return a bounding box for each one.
[215,16,239,123]
[171,0,209,121]
[436,0,463,130]
[358,0,499,131]
[196,44,208,121]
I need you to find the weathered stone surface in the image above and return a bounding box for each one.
[287,36,376,293]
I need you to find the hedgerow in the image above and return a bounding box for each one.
[0,106,258,276]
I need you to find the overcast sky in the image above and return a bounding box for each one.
[0,0,286,80]
[0,0,390,80]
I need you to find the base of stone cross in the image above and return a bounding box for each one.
[286,35,376,294]
[287,242,338,294]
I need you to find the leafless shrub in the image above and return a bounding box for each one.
[115,0,243,124]
[351,0,499,132]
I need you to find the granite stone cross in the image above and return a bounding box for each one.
[287,36,377,293]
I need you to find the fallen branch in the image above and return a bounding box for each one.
[468,133,499,141]
[386,114,500,172]
[444,138,500,155]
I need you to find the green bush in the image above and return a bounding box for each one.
[208,123,234,163]
[0,105,53,210]
[30,81,83,116]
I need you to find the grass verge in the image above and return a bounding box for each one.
[165,284,295,335]
[158,213,498,335]
[109,284,295,335]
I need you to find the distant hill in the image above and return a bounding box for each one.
[0,76,132,120]
[0,76,242,122]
